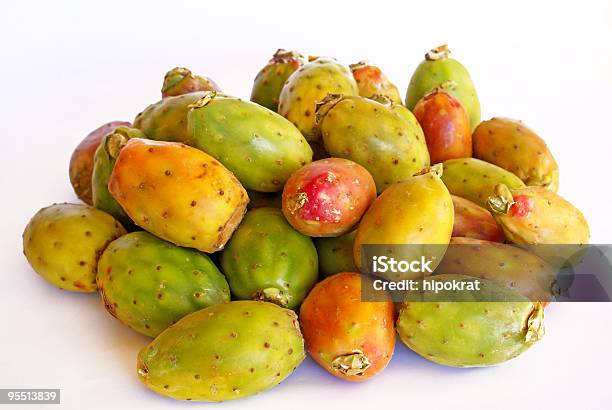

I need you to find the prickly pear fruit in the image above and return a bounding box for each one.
[220,208,318,309]
[69,121,131,205]
[316,94,430,193]
[282,158,376,237]
[451,195,504,242]
[251,49,304,112]
[108,139,248,253]
[278,57,358,141]
[441,158,525,208]
[397,274,545,367]
[413,88,472,163]
[315,231,357,278]
[187,92,312,192]
[97,231,229,337]
[137,301,305,402]
[300,272,395,381]
[92,127,146,230]
[162,67,220,98]
[349,61,401,104]
[473,118,559,192]
[406,45,481,130]
[246,190,282,209]
[23,203,125,292]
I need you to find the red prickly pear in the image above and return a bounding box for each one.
[349,61,402,104]
[161,67,220,98]
[451,195,504,242]
[251,49,304,112]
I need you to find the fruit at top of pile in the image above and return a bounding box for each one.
[97,231,230,337]
[349,61,401,103]
[220,207,318,309]
[316,94,430,193]
[413,87,472,163]
[281,158,376,237]
[278,57,358,141]
[137,301,305,402]
[406,44,480,130]
[107,138,248,253]
[315,231,357,278]
[451,195,504,242]
[69,121,131,205]
[473,117,559,192]
[161,67,221,98]
[396,274,545,367]
[300,272,395,381]
[187,92,313,192]
[23,203,125,292]
[251,49,304,112]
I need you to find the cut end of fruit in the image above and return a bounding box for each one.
[331,350,371,376]
[252,287,289,308]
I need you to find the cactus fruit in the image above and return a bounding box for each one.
[451,195,504,242]
[69,121,131,205]
[281,158,376,237]
[251,49,304,112]
[107,138,248,253]
[413,88,472,164]
[316,94,430,193]
[349,61,402,104]
[161,67,220,98]
[406,45,480,130]
[278,57,358,141]
[187,92,313,192]
[97,231,230,337]
[441,158,525,208]
[137,301,305,401]
[396,274,545,367]
[315,231,357,278]
[22,203,125,292]
[220,208,318,309]
[473,117,559,192]
[300,272,395,381]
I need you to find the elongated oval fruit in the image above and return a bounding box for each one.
[282,158,376,237]
[278,57,358,141]
[187,92,312,192]
[441,158,525,208]
[396,274,546,367]
[162,67,221,98]
[23,203,125,292]
[451,195,504,242]
[473,117,559,192]
[251,49,304,112]
[349,61,402,103]
[315,231,357,278]
[220,208,318,309]
[300,272,395,381]
[97,231,230,337]
[317,94,430,193]
[108,138,248,253]
[406,44,480,130]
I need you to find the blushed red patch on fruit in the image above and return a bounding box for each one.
[295,171,342,224]
[510,195,534,217]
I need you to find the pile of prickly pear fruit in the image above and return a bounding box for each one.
[23,44,589,402]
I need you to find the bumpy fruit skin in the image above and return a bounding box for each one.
[278,57,358,141]
[315,231,357,278]
[406,45,480,130]
[317,94,430,193]
[473,117,559,192]
[108,138,248,253]
[349,61,402,104]
[300,272,395,381]
[413,90,472,164]
[251,49,304,112]
[22,203,125,292]
[69,121,131,205]
[97,232,229,337]
[282,158,376,237]
[451,195,504,242]
[397,275,545,367]
[220,208,318,309]
[162,67,221,98]
[187,92,312,192]
[441,158,525,208]
[137,301,305,402]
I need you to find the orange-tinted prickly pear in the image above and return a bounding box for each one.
[349,61,402,104]
[451,195,504,242]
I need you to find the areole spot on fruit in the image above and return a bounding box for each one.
[331,350,371,377]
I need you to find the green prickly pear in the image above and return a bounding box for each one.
[23,203,126,292]
[137,300,305,402]
[187,92,313,192]
[97,231,230,337]
[162,67,220,98]
[251,49,304,112]
[220,208,318,309]
[349,61,402,104]
[314,231,357,278]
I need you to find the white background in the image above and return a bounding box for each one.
[1,1,611,409]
